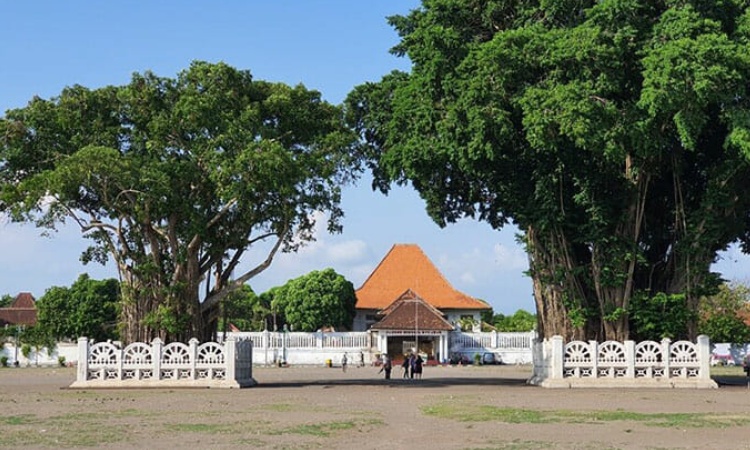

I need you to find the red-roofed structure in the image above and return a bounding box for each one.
[354,244,490,362]
[0,292,38,327]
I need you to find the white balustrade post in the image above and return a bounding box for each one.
[491,330,498,349]
[550,335,564,380]
[588,341,599,378]
[76,337,89,383]
[661,338,671,378]
[263,329,269,366]
[318,330,324,348]
[225,335,237,382]
[152,338,163,380]
[625,340,635,378]
[116,343,124,381]
[189,338,199,379]
[697,335,712,379]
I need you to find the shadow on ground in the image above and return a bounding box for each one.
[713,375,750,388]
[255,375,531,389]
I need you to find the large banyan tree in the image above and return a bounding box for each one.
[346,0,750,341]
[0,62,358,343]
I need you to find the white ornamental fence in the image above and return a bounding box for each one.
[223,330,535,365]
[70,336,255,389]
[530,335,717,388]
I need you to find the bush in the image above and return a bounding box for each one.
[473,353,481,365]
[58,356,66,367]
[0,356,8,367]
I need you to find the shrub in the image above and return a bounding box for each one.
[58,356,66,367]
[0,356,8,367]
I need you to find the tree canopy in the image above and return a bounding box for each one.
[346,0,750,341]
[698,282,750,344]
[1,61,359,342]
[36,274,120,342]
[269,268,357,332]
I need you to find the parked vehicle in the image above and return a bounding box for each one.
[481,352,501,365]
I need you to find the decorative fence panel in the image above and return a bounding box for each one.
[530,335,716,389]
[70,336,256,389]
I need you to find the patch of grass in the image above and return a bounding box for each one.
[465,441,624,450]
[167,423,239,434]
[423,403,750,429]
[2,414,37,425]
[274,418,384,438]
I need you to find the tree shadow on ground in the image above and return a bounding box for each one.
[254,376,531,389]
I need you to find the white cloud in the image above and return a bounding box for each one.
[492,243,528,271]
[460,272,476,284]
[326,240,368,263]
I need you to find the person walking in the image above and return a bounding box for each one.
[378,355,392,379]
[413,354,424,380]
[342,353,348,372]
[401,354,410,378]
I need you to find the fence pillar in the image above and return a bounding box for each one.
[550,335,564,379]
[588,341,599,378]
[76,337,89,383]
[625,340,635,378]
[152,338,163,380]
[697,335,712,379]
[225,335,237,381]
[661,338,671,378]
[263,329,269,366]
[189,338,199,379]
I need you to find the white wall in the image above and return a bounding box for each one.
[0,342,78,367]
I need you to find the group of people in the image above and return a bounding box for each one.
[401,353,424,379]
[375,353,425,380]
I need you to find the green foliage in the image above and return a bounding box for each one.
[698,283,750,344]
[268,268,356,332]
[36,274,119,341]
[493,310,537,332]
[0,356,7,367]
[219,285,267,332]
[0,294,13,308]
[629,292,694,341]
[346,0,750,340]
[58,356,67,367]
[0,61,360,341]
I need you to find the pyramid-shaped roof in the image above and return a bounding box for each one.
[0,292,37,327]
[371,289,454,331]
[355,244,490,310]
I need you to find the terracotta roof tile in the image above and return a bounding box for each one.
[0,292,37,327]
[356,244,489,310]
[371,290,454,331]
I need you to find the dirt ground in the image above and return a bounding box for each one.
[3,364,750,450]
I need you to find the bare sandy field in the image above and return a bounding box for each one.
[2,365,750,450]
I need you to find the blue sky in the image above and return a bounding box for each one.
[1,2,747,314]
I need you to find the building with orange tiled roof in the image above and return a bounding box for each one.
[353,244,490,362]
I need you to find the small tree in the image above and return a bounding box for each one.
[0,294,13,308]
[698,283,750,344]
[494,310,537,332]
[36,274,119,342]
[219,285,261,332]
[269,269,357,332]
